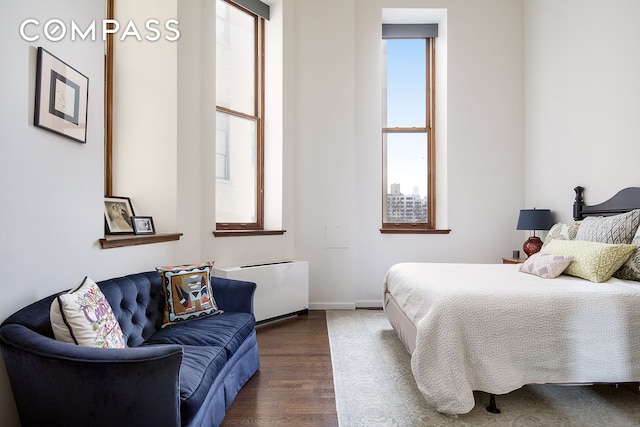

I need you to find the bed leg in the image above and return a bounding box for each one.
[486,394,500,414]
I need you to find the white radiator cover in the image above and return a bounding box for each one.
[213,260,309,323]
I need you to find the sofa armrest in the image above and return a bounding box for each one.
[0,324,183,427]
[211,277,256,314]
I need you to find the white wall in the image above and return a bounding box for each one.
[6,0,639,423]
[0,0,295,423]
[524,0,640,220]
[294,0,526,308]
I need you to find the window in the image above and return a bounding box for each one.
[381,25,438,233]
[215,0,266,230]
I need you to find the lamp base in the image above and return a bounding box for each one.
[523,236,543,257]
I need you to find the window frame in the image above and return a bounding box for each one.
[381,36,440,234]
[215,0,266,232]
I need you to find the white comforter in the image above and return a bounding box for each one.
[383,262,640,414]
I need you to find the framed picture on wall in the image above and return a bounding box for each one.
[132,216,156,235]
[34,47,89,143]
[104,196,135,234]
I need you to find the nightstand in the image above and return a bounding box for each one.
[502,257,525,264]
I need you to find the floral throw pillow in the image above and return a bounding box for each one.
[519,252,574,279]
[541,222,580,249]
[156,261,222,327]
[50,277,126,348]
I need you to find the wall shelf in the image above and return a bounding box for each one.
[99,233,183,249]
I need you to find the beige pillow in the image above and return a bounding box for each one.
[519,252,574,279]
[541,239,636,283]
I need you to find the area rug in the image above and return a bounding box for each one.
[326,309,640,426]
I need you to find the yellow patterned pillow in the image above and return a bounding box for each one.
[541,239,636,283]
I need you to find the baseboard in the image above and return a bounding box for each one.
[309,302,356,310]
[355,300,383,309]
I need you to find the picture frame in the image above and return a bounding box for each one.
[132,216,156,235]
[104,196,135,235]
[34,47,89,143]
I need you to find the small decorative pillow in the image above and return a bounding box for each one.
[614,226,640,281]
[541,222,580,249]
[156,261,221,327]
[541,239,636,283]
[519,252,574,279]
[50,277,126,348]
[575,210,640,244]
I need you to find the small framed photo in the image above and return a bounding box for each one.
[104,196,135,234]
[34,47,89,143]
[132,216,156,235]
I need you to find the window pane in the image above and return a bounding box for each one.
[384,133,428,223]
[383,39,426,128]
[216,0,255,114]
[215,111,257,223]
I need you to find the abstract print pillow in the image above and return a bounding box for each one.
[519,252,574,279]
[156,261,222,327]
[50,276,126,348]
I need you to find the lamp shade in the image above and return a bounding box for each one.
[516,209,553,231]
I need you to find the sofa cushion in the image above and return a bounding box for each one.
[146,312,255,358]
[178,345,228,425]
[50,277,126,348]
[156,262,222,327]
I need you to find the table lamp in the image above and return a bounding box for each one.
[516,208,553,257]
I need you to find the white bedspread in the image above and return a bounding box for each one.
[383,262,640,414]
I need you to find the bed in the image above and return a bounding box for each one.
[383,186,640,415]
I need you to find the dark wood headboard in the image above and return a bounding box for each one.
[573,186,640,220]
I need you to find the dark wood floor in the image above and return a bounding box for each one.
[221,310,339,427]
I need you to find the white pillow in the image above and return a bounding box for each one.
[519,252,574,279]
[50,277,126,348]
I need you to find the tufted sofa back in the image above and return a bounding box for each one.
[97,271,165,347]
[1,271,165,348]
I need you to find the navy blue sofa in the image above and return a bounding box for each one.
[0,271,260,427]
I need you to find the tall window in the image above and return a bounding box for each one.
[215,0,266,230]
[381,25,436,233]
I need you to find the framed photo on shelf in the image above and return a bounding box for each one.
[132,216,156,235]
[104,196,135,234]
[34,47,89,143]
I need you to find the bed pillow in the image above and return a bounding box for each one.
[541,239,636,283]
[519,252,574,279]
[614,226,640,281]
[50,277,126,348]
[541,222,580,249]
[156,261,222,327]
[575,210,640,244]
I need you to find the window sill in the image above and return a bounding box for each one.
[213,229,287,237]
[380,228,451,235]
[99,233,183,249]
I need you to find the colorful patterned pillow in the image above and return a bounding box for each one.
[541,239,636,283]
[156,262,221,327]
[541,222,580,249]
[575,210,640,244]
[519,252,574,279]
[614,226,640,281]
[50,277,126,348]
